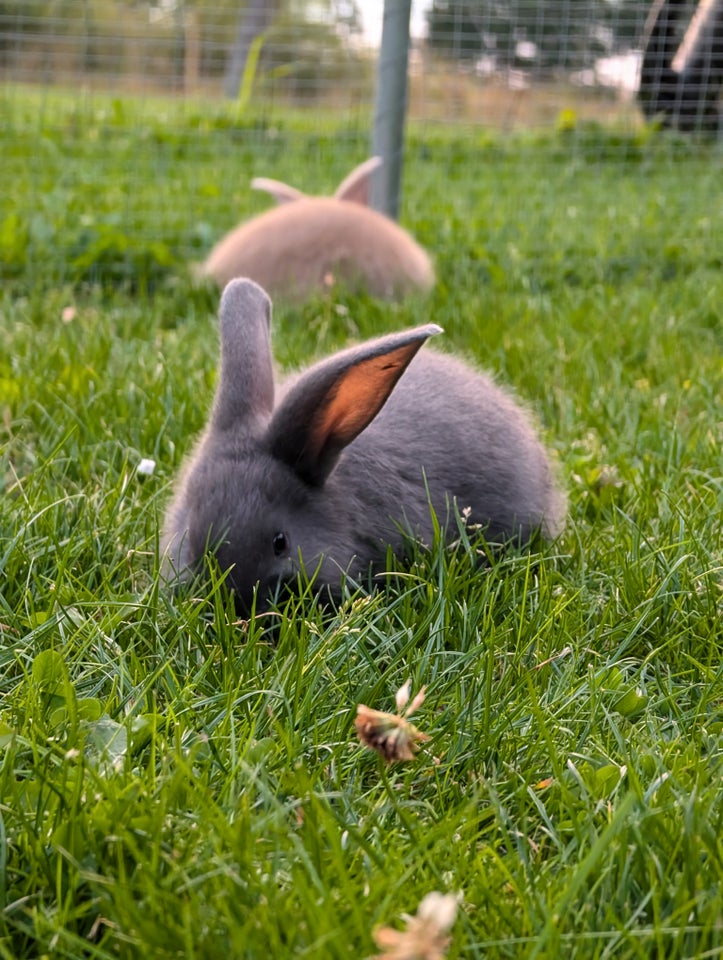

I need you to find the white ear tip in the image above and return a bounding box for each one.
[219,278,271,319]
[351,156,383,179]
[249,177,282,192]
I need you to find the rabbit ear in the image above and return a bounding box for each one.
[334,156,383,205]
[268,323,442,485]
[251,177,306,204]
[212,279,275,430]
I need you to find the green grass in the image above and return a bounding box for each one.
[1,85,722,959]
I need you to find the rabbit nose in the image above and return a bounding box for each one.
[228,572,286,619]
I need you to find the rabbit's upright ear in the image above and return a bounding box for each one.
[212,279,275,430]
[268,324,442,485]
[334,156,383,206]
[251,177,306,204]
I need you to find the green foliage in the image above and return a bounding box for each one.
[68,222,177,292]
[5,0,188,83]
[258,10,372,103]
[4,0,369,98]
[1,86,722,958]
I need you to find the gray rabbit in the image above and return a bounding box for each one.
[161,279,565,608]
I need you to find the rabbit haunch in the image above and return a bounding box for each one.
[200,157,434,302]
[161,279,565,608]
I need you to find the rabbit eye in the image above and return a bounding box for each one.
[272,532,289,557]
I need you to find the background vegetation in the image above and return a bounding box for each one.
[1,0,665,114]
[1,84,722,958]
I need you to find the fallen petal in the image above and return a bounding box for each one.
[396,679,412,711]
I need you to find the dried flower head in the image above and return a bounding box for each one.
[355,681,429,763]
[372,891,460,960]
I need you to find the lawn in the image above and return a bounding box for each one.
[1,86,722,959]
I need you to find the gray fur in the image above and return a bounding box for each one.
[161,279,566,608]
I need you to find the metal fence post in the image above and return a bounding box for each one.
[371,0,413,220]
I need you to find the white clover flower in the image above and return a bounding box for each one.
[372,891,461,959]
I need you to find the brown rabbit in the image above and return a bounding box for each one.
[200,157,435,302]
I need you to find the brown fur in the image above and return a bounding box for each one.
[200,159,435,302]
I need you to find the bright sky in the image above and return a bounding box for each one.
[359,0,430,46]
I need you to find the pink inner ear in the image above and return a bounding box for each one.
[311,341,419,456]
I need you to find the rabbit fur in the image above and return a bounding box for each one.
[161,279,566,609]
[200,157,435,302]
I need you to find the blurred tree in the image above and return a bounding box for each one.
[223,0,279,97]
[426,0,651,71]
[222,0,365,99]
[0,0,367,95]
[260,8,367,102]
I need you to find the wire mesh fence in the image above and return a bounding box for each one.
[1,1,720,290]
[3,1,721,123]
